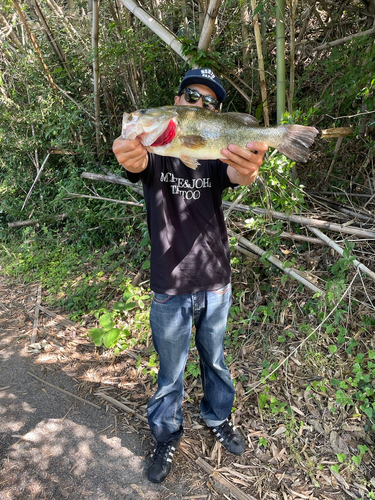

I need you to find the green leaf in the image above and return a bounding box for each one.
[358,444,368,455]
[329,345,338,354]
[99,312,114,329]
[142,259,150,270]
[352,455,361,467]
[103,327,121,348]
[88,327,105,346]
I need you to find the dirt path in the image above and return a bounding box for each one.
[0,276,210,500]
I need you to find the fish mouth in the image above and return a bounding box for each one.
[122,112,174,146]
[149,120,177,147]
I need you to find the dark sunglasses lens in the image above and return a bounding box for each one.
[202,96,219,110]
[184,88,200,103]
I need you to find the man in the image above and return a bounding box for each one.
[113,68,268,483]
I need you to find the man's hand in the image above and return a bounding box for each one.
[221,141,268,186]
[112,136,148,173]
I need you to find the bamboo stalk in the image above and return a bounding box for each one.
[250,0,269,125]
[119,0,190,62]
[313,26,375,51]
[307,227,375,282]
[288,0,298,114]
[13,0,57,94]
[275,0,286,124]
[197,0,221,52]
[29,0,72,79]
[92,0,101,154]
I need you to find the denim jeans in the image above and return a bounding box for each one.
[147,284,235,444]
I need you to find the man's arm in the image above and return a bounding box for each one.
[220,141,268,186]
[112,136,149,173]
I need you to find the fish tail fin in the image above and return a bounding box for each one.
[277,125,318,162]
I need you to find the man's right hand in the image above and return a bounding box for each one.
[112,136,148,173]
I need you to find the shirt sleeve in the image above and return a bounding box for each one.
[216,161,238,191]
[126,171,141,183]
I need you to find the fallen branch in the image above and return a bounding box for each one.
[22,152,50,212]
[37,305,76,327]
[222,201,375,239]
[229,229,324,295]
[28,371,102,409]
[320,127,353,138]
[195,457,258,500]
[0,302,9,312]
[94,392,148,423]
[81,171,135,187]
[235,221,326,245]
[63,190,143,207]
[31,284,42,344]
[308,191,374,199]
[8,214,66,228]
[309,194,375,223]
[307,226,375,282]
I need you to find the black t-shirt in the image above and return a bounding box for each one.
[127,154,237,294]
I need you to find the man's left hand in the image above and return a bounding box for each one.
[221,141,268,186]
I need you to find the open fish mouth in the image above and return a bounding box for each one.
[122,109,177,147]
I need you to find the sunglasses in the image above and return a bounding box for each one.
[179,87,220,111]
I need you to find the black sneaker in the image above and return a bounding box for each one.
[209,418,246,455]
[147,438,180,483]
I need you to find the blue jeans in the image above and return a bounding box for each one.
[147,284,235,444]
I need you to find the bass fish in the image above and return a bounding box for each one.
[122,106,318,169]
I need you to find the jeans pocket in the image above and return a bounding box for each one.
[212,283,230,295]
[153,292,173,304]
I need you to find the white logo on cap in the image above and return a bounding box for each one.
[201,69,215,80]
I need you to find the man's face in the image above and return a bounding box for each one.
[174,84,219,111]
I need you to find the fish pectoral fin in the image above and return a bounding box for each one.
[225,112,259,126]
[179,135,207,149]
[180,155,200,170]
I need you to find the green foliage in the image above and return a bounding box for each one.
[88,283,151,354]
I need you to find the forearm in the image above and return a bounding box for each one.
[227,165,258,186]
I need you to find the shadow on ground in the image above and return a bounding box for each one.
[0,278,208,500]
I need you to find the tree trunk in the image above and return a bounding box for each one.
[276,0,286,124]
[197,0,221,52]
[197,0,207,34]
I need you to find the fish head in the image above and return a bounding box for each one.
[121,107,178,147]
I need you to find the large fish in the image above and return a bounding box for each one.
[122,106,318,169]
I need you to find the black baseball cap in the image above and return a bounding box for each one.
[177,68,226,103]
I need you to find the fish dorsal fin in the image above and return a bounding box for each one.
[180,155,200,170]
[179,135,207,149]
[224,112,259,126]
